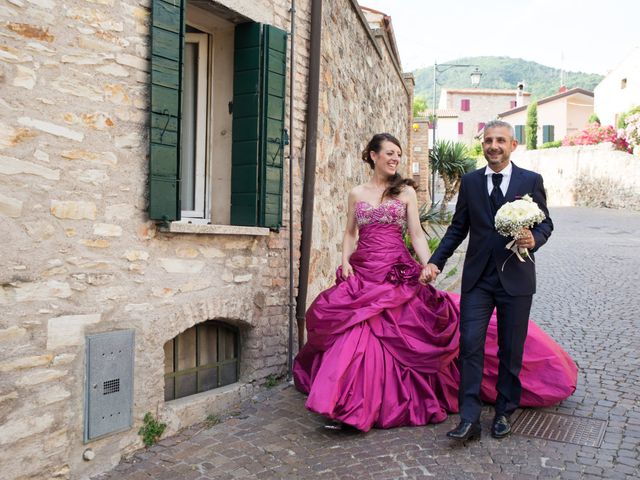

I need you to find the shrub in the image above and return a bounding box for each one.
[617,105,640,129]
[138,413,166,447]
[429,140,475,216]
[622,111,640,152]
[413,96,428,117]
[402,201,448,261]
[264,374,281,388]
[587,113,600,125]
[205,414,220,426]
[540,140,562,149]
[562,123,630,152]
[468,141,484,160]
[428,237,441,253]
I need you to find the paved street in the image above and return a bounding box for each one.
[96,207,640,480]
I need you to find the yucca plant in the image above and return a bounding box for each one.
[429,140,476,217]
[403,200,445,260]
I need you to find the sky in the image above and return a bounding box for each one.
[359,0,640,75]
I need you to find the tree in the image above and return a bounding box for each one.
[587,113,600,125]
[468,140,484,160]
[429,140,476,217]
[413,95,428,117]
[526,101,538,150]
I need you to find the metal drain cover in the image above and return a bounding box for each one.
[512,410,607,447]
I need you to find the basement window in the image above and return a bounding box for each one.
[164,321,239,401]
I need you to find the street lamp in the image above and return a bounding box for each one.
[430,62,483,203]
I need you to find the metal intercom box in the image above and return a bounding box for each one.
[84,330,134,442]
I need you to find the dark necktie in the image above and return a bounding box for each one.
[491,173,504,211]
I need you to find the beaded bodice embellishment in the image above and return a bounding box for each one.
[355,198,407,227]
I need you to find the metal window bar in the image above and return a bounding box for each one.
[165,321,239,401]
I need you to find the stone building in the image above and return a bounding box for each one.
[0,0,414,478]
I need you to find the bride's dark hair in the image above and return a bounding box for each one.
[361,133,417,199]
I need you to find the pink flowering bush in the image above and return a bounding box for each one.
[562,123,631,152]
[623,112,640,152]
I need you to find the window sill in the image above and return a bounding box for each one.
[162,381,257,432]
[160,222,270,236]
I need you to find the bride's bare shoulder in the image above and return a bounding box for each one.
[397,185,417,202]
[348,184,367,201]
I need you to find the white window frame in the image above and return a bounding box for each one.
[181,32,210,220]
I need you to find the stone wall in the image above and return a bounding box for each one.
[307,0,413,303]
[0,0,312,478]
[411,119,431,205]
[511,144,640,210]
[0,0,414,478]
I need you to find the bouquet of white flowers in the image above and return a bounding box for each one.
[494,194,546,268]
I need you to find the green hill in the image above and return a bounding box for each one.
[413,56,603,107]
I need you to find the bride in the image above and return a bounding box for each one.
[293,133,577,432]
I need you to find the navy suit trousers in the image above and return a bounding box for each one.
[458,257,532,423]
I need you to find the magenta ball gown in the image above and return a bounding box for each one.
[293,198,577,432]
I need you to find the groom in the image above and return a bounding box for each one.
[425,120,553,440]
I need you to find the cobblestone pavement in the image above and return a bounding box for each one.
[96,207,640,480]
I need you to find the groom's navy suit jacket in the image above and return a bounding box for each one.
[429,163,553,296]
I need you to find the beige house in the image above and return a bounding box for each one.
[438,88,531,146]
[0,0,414,478]
[594,46,640,127]
[498,87,594,147]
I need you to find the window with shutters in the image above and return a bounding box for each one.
[149,0,287,230]
[515,125,525,144]
[477,122,485,132]
[509,100,517,109]
[458,122,464,134]
[460,99,470,111]
[542,125,555,143]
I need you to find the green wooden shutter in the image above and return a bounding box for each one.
[260,25,287,229]
[515,125,525,144]
[231,23,287,229]
[149,0,184,221]
[543,125,555,143]
[231,23,262,226]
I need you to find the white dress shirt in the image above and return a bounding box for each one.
[484,162,512,196]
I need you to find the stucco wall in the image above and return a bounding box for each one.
[434,116,460,144]
[540,99,567,139]
[511,144,640,210]
[440,90,524,146]
[594,46,640,127]
[565,100,593,138]
[501,93,593,147]
[500,109,527,131]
